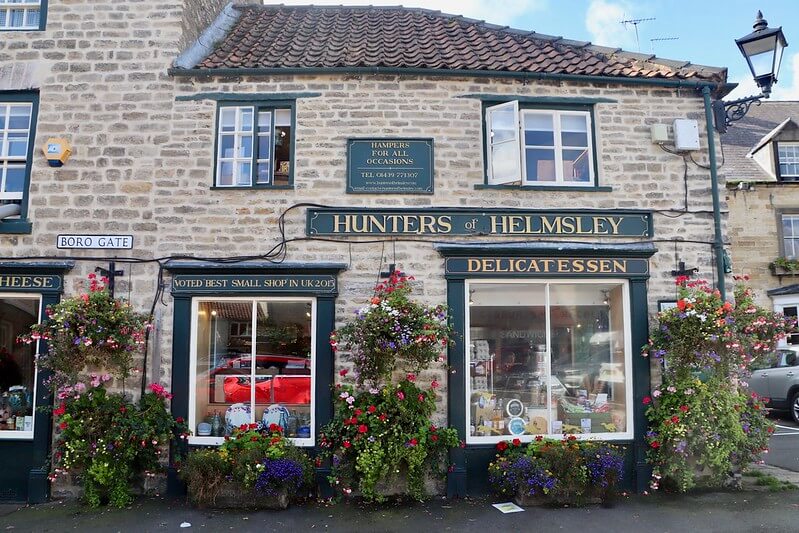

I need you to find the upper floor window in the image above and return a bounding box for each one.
[1,97,35,233]
[486,101,596,187]
[0,1,44,30]
[777,143,799,181]
[215,103,294,188]
[780,213,799,258]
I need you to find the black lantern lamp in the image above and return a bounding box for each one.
[713,11,788,133]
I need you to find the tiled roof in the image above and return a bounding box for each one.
[721,101,799,181]
[186,4,726,83]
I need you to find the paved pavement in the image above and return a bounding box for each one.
[766,413,799,472]
[2,487,798,533]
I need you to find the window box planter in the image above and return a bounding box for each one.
[189,481,290,510]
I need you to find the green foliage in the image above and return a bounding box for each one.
[18,274,150,388]
[772,256,799,272]
[320,378,460,502]
[329,270,453,388]
[50,381,187,508]
[643,279,784,492]
[180,425,315,508]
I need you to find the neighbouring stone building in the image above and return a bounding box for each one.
[0,1,734,502]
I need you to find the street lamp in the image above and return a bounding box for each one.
[713,11,788,133]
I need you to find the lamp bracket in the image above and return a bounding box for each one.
[712,92,767,133]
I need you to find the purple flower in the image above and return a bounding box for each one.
[254,458,306,496]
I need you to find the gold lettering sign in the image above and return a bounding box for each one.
[463,258,630,274]
[0,275,57,289]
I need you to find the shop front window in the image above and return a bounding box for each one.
[466,280,631,443]
[0,294,40,438]
[189,297,314,445]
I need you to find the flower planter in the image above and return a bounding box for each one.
[190,481,290,510]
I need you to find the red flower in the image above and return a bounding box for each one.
[354,409,363,416]
[239,424,248,431]
[269,423,282,433]
[671,416,680,424]
[358,424,368,434]
[431,380,440,389]
[406,373,416,382]
[431,435,439,442]
[59,422,68,430]
[512,438,521,446]
[430,424,437,432]
[409,438,418,447]
[642,396,652,405]
[496,441,508,451]
[251,436,259,442]
[418,394,425,402]
[371,297,381,305]
[53,403,66,416]
[270,437,281,445]
[176,416,184,424]
[535,435,544,442]
[650,441,660,449]
[676,299,687,311]
[119,406,127,413]
[249,423,258,429]
[567,435,577,441]
[367,405,376,413]
[379,414,387,422]
[343,440,351,448]
[339,368,348,377]
[679,405,689,412]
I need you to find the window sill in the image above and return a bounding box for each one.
[0,430,34,440]
[188,435,314,447]
[210,185,294,191]
[0,219,33,234]
[474,184,613,192]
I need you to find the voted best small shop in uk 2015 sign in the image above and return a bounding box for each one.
[347,139,434,194]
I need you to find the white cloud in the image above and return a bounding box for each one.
[264,0,547,27]
[585,0,638,50]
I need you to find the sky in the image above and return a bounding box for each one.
[266,0,799,101]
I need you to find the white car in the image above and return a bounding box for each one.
[749,347,799,423]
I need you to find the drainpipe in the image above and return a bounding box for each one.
[701,86,726,301]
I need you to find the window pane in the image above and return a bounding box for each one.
[562,148,591,182]
[218,161,233,186]
[7,132,28,157]
[492,142,521,183]
[258,111,272,133]
[8,106,30,130]
[0,10,6,28]
[240,135,252,158]
[524,130,554,146]
[256,162,271,184]
[491,106,517,144]
[0,296,40,433]
[550,284,627,436]
[219,135,235,159]
[274,109,291,127]
[194,301,254,437]
[258,135,272,161]
[25,9,39,27]
[4,166,26,193]
[469,283,548,438]
[0,108,6,130]
[561,131,588,147]
[236,162,251,185]
[9,9,23,28]
[253,301,312,437]
[561,114,588,132]
[524,148,556,181]
[274,125,291,178]
[240,109,253,132]
[219,108,236,132]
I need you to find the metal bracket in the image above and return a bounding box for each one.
[712,93,765,133]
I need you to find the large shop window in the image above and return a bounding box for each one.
[0,1,45,30]
[214,103,294,188]
[466,280,631,444]
[486,101,596,187]
[0,294,40,439]
[189,297,314,445]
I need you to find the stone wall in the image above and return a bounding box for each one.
[1,0,729,465]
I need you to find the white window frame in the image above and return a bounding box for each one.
[778,142,799,180]
[0,293,41,441]
[485,102,596,187]
[0,101,33,202]
[773,296,799,347]
[780,213,799,259]
[0,1,41,30]
[464,278,633,445]
[188,296,316,447]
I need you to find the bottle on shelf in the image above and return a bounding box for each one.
[211,409,222,437]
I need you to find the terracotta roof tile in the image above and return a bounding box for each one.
[189,5,725,83]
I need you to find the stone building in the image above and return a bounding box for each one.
[0,1,733,502]
[725,101,799,330]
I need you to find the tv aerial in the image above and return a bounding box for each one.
[620,17,655,51]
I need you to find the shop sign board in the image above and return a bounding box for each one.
[307,208,652,237]
[346,138,433,194]
[171,274,337,294]
[56,234,134,250]
[0,274,61,291]
[444,257,649,276]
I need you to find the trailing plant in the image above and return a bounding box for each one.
[771,256,799,273]
[488,436,624,505]
[320,377,459,502]
[18,274,150,389]
[329,270,453,388]
[642,277,786,492]
[180,424,314,508]
[49,380,188,508]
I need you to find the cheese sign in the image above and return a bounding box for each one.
[56,234,134,250]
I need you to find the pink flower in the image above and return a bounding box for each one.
[431,380,440,389]
[396,391,405,400]
[406,373,416,382]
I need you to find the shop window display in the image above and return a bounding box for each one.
[0,295,39,437]
[467,281,630,443]
[190,298,314,445]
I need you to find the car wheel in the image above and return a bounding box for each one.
[792,391,799,425]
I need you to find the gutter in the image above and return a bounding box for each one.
[167,65,735,96]
[701,86,727,300]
